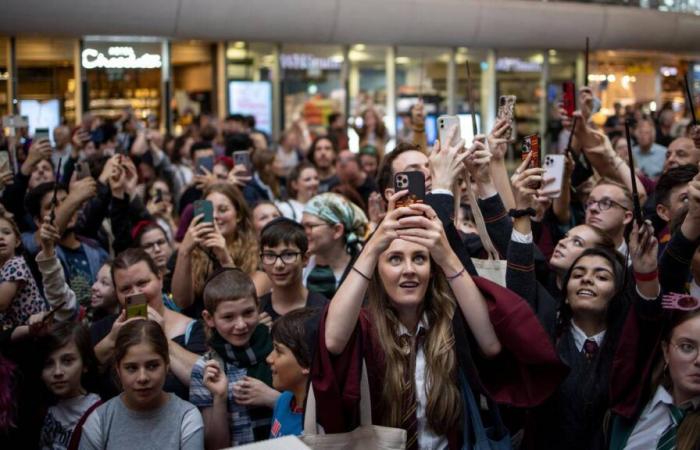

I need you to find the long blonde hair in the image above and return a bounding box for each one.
[191,183,258,298]
[367,261,462,435]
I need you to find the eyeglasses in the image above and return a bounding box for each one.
[142,239,168,250]
[670,340,699,362]
[302,222,328,233]
[260,252,302,265]
[585,197,629,212]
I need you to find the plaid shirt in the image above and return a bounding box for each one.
[190,354,254,446]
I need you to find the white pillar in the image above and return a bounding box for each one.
[271,43,282,141]
[540,50,550,155]
[447,48,457,115]
[385,46,397,138]
[73,39,82,125]
[481,50,497,136]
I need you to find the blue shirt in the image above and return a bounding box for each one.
[270,391,303,438]
[631,143,667,179]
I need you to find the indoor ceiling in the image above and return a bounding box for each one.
[1,0,700,53]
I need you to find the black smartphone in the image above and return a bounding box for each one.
[75,161,91,180]
[155,188,163,203]
[197,155,214,174]
[393,171,426,208]
[125,293,148,319]
[233,150,252,175]
[194,199,214,223]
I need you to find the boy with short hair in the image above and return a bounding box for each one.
[267,307,320,438]
[189,268,279,449]
[259,218,328,322]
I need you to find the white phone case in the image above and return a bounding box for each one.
[437,115,462,148]
[543,154,566,198]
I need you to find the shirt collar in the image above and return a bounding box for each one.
[570,321,606,352]
[397,313,429,338]
[650,385,700,413]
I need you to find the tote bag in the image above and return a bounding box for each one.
[460,371,512,450]
[301,361,406,450]
[465,186,507,287]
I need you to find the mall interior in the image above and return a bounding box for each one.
[1,0,700,152]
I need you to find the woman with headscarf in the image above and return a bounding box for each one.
[300,193,367,300]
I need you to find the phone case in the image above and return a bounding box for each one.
[394,171,426,207]
[437,115,462,148]
[197,156,214,174]
[125,294,147,319]
[233,151,252,173]
[497,95,517,142]
[543,155,565,198]
[562,82,576,117]
[76,162,90,180]
[0,152,9,171]
[194,200,214,223]
[521,134,541,169]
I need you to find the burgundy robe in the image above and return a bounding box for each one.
[310,276,569,448]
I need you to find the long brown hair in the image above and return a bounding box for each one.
[649,309,700,450]
[191,183,258,298]
[367,257,461,435]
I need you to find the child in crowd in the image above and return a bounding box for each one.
[38,322,101,450]
[190,268,278,449]
[79,320,204,450]
[258,218,328,323]
[267,307,319,439]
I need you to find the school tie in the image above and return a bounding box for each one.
[399,329,425,450]
[656,404,686,450]
[583,338,599,361]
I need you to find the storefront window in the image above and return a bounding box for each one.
[82,38,162,123]
[16,37,74,133]
[496,49,544,141]
[395,46,450,146]
[172,40,214,126]
[280,44,344,134]
[455,48,486,139]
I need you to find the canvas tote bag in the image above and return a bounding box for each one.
[301,361,406,450]
[465,185,507,286]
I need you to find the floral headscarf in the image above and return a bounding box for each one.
[304,193,368,254]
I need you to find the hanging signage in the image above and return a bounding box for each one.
[280,53,342,71]
[82,46,162,69]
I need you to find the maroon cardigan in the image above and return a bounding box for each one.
[310,276,569,448]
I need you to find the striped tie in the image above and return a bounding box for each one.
[656,404,686,450]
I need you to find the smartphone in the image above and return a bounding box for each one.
[521,134,541,169]
[497,95,517,142]
[34,128,51,142]
[155,188,163,203]
[437,115,462,148]
[394,171,426,208]
[125,293,148,319]
[562,82,576,117]
[543,155,565,198]
[197,155,214,174]
[75,161,91,180]
[0,151,9,172]
[233,150,252,174]
[194,199,214,224]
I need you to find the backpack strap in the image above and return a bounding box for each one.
[66,399,103,450]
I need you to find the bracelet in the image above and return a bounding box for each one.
[446,267,466,282]
[352,266,371,281]
[508,208,536,219]
[634,269,658,282]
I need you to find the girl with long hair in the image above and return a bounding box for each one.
[172,183,268,314]
[277,162,319,222]
[314,193,565,449]
[79,320,204,450]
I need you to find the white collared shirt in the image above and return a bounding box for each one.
[397,315,449,450]
[690,279,700,298]
[570,321,606,352]
[625,386,675,450]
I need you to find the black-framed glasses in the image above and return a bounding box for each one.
[585,197,629,212]
[142,238,169,250]
[260,252,302,265]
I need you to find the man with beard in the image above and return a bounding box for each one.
[308,136,339,193]
[23,177,108,307]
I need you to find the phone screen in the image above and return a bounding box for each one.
[233,151,252,174]
[197,155,214,174]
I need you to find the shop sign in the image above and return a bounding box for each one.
[280,53,342,71]
[496,57,541,72]
[82,46,162,69]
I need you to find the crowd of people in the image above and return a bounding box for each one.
[0,82,699,450]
